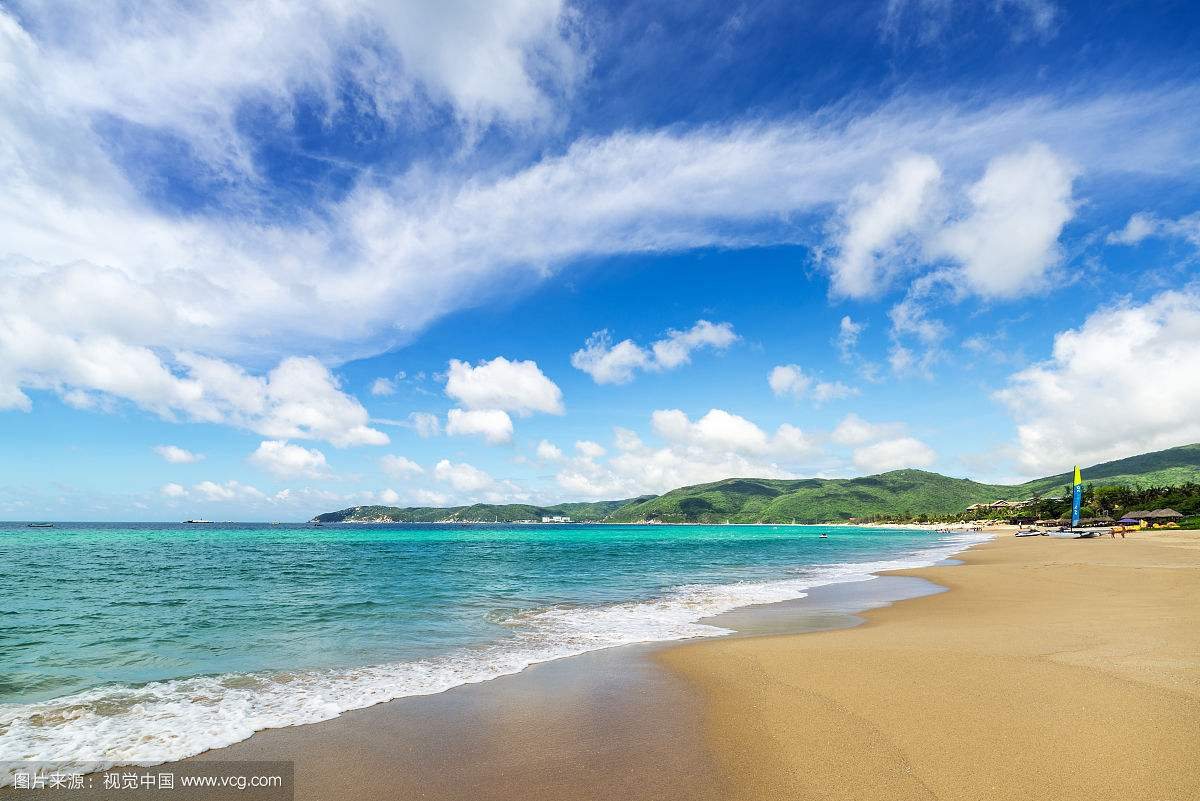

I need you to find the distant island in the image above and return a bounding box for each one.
[313,443,1200,526]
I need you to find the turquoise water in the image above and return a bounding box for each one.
[0,522,983,779]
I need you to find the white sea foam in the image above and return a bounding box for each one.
[0,531,989,784]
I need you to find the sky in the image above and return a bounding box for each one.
[2,0,1199,521]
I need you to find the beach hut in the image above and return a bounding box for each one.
[1124,509,1183,522]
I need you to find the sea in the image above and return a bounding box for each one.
[0,522,987,782]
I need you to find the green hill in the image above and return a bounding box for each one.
[1017,443,1200,496]
[604,472,1018,523]
[313,497,653,524]
[312,444,1200,524]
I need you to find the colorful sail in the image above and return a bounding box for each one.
[1071,465,1082,528]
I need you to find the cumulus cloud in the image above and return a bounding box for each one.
[412,488,452,507]
[370,378,397,396]
[154,444,203,464]
[571,320,738,384]
[161,482,187,498]
[652,409,818,457]
[193,479,267,502]
[575,440,606,458]
[377,488,401,505]
[536,440,564,461]
[852,437,937,473]
[445,407,515,444]
[407,412,442,438]
[380,454,425,479]
[434,459,495,492]
[0,320,388,447]
[830,413,905,446]
[248,439,330,478]
[931,143,1076,298]
[551,409,827,499]
[830,154,942,298]
[768,365,859,404]
[2,3,1197,441]
[444,357,564,416]
[996,289,1200,476]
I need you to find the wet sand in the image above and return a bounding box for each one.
[660,532,1200,801]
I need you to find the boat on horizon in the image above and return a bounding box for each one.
[27,522,54,528]
[183,519,213,524]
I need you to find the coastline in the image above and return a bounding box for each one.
[1,529,978,801]
[10,527,1197,800]
[659,531,1200,801]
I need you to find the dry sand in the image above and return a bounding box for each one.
[659,531,1200,801]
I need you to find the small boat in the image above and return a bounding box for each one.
[819,532,829,539]
[1014,529,1043,537]
[183,519,213,524]
[27,522,54,528]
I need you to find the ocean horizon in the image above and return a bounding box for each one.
[0,522,985,783]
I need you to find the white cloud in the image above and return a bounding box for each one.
[161,482,187,498]
[3,9,1198,440]
[768,365,858,404]
[154,444,203,464]
[768,365,813,399]
[1107,211,1200,247]
[380,454,425,479]
[248,439,330,478]
[377,488,401,505]
[651,320,740,369]
[932,143,1076,298]
[407,412,442,438]
[996,289,1200,477]
[830,413,905,446]
[412,489,452,507]
[830,154,942,298]
[575,440,606,458]
[445,407,515,444]
[554,409,826,499]
[370,377,397,396]
[852,437,937,472]
[193,479,266,502]
[570,332,652,385]
[444,357,564,416]
[571,320,738,384]
[651,408,817,457]
[882,0,1060,45]
[6,1,582,172]
[434,459,495,492]
[536,440,564,461]
[0,318,388,446]
[836,315,865,361]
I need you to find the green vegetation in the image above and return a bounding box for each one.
[605,472,1019,523]
[312,444,1200,525]
[313,497,653,523]
[1016,443,1200,495]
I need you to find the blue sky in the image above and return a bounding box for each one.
[1,0,1199,520]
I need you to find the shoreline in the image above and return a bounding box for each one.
[0,532,983,800]
[11,526,1196,800]
[659,531,1200,801]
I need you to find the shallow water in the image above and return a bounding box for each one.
[0,522,985,780]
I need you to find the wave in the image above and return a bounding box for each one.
[0,531,988,784]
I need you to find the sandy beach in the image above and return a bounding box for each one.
[661,531,1200,801]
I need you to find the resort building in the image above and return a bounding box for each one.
[540,515,572,523]
[965,499,1037,513]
